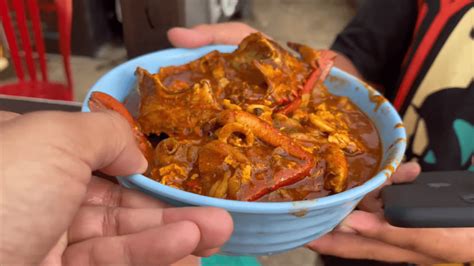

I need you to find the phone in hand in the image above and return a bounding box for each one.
[381,170,474,228]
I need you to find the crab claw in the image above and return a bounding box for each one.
[279,44,337,114]
[313,50,337,85]
[88,91,154,164]
[287,42,337,92]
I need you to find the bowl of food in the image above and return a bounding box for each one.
[82,33,406,256]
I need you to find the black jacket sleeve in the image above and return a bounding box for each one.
[331,0,418,91]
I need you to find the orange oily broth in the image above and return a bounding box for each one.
[139,38,381,201]
[146,68,381,202]
[147,74,381,202]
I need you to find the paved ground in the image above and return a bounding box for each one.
[1,1,356,265]
[243,0,356,48]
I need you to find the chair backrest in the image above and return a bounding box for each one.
[0,0,72,90]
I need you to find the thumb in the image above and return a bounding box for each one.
[167,22,258,48]
[62,111,148,177]
[3,111,147,179]
[167,27,214,48]
[391,162,420,184]
[339,211,385,235]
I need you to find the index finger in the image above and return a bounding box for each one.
[307,231,439,264]
[344,211,474,263]
[390,162,420,184]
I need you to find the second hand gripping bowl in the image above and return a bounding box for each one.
[82,33,406,256]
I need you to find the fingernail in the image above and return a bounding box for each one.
[338,214,358,231]
[335,224,357,234]
[404,161,421,174]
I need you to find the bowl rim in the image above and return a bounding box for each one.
[82,45,406,214]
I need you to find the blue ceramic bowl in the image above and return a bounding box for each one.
[82,45,406,256]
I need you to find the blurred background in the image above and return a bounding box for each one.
[0,0,361,264]
[0,0,362,101]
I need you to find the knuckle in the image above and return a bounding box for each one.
[101,111,131,140]
[103,206,121,236]
[92,111,134,163]
[103,111,134,146]
[104,183,124,207]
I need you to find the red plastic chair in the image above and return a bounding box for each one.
[0,0,73,101]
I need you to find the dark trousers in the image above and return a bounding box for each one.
[320,255,412,266]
